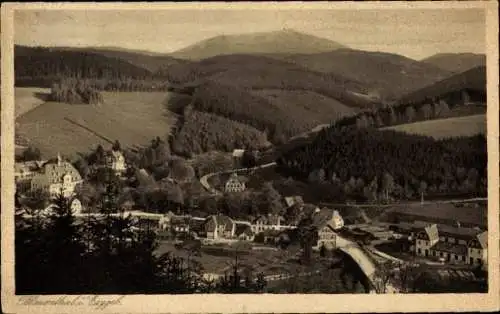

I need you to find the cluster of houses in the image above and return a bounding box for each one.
[158,212,258,241]
[154,205,344,249]
[387,203,488,269]
[15,147,348,249]
[390,221,488,269]
[15,148,127,214]
[15,153,84,198]
[15,148,126,195]
[124,195,345,249]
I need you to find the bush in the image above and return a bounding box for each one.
[49,78,104,105]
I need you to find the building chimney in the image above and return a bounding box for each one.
[57,152,62,166]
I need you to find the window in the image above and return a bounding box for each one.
[440,252,443,257]
[417,248,421,254]
[433,251,436,257]
[476,258,481,264]
[462,256,466,262]
[455,255,458,260]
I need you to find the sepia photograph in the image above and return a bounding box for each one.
[1,2,499,313]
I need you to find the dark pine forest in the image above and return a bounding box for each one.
[277,126,487,201]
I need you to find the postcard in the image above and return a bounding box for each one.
[1,1,499,313]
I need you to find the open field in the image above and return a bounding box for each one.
[15,87,51,118]
[381,114,485,139]
[16,91,175,158]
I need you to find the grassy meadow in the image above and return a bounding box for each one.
[15,87,51,118]
[15,89,175,158]
[382,114,486,139]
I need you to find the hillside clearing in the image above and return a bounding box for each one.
[381,114,485,139]
[16,91,175,158]
[15,87,51,118]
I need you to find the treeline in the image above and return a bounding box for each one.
[164,54,376,109]
[15,46,172,91]
[49,78,104,104]
[191,81,341,144]
[332,97,484,131]
[15,145,41,162]
[277,127,487,201]
[18,75,172,92]
[15,46,153,79]
[171,108,269,157]
[16,179,267,294]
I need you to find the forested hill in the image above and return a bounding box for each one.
[162,54,368,93]
[171,108,271,157]
[163,54,377,109]
[15,46,157,87]
[272,48,452,100]
[55,46,188,73]
[421,53,486,73]
[398,66,486,105]
[277,126,487,201]
[162,54,378,144]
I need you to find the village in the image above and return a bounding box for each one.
[14,143,488,292]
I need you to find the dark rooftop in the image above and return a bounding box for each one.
[393,221,483,239]
[437,224,482,238]
[235,223,252,236]
[388,202,487,227]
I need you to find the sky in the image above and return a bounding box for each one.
[14,7,486,60]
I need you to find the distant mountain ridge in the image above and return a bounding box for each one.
[32,45,188,73]
[421,53,486,73]
[269,48,452,100]
[163,53,372,144]
[170,29,347,60]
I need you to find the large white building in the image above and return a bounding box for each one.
[414,223,487,269]
[30,154,83,198]
[224,173,246,193]
[312,208,344,249]
[106,150,127,175]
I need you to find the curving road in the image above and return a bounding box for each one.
[199,162,401,293]
[199,162,277,195]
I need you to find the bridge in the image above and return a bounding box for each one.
[335,234,400,293]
